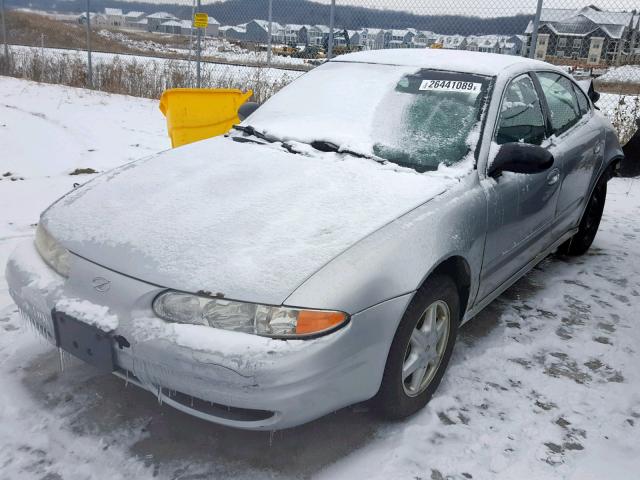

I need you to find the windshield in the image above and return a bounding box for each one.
[245,62,492,172]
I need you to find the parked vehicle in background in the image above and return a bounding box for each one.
[6,50,623,430]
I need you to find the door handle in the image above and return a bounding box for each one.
[546,168,560,186]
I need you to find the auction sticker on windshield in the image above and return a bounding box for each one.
[419,80,481,93]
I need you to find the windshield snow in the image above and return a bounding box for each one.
[246,62,492,172]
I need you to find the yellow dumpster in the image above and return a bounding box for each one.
[159,88,253,148]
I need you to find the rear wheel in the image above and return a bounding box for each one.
[374,275,459,419]
[558,175,607,256]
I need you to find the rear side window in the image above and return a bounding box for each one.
[496,74,546,145]
[537,72,581,136]
[573,83,590,115]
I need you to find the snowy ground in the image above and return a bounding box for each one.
[9,44,304,85]
[1,76,639,479]
[95,30,310,69]
[598,64,640,84]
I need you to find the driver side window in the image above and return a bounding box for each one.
[496,74,546,146]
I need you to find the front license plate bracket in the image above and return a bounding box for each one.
[52,309,115,373]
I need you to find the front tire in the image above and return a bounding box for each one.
[374,275,459,420]
[558,174,607,256]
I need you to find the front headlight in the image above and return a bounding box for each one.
[34,224,71,278]
[153,291,348,339]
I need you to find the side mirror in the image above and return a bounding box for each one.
[588,89,600,104]
[238,102,259,121]
[489,142,554,177]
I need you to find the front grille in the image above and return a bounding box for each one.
[117,368,275,422]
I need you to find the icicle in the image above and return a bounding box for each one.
[125,369,129,387]
[58,347,65,373]
[268,430,275,447]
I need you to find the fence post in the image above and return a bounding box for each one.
[86,0,93,88]
[529,0,543,59]
[1,0,10,66]
[196,0,202,87]
[328,0,335,59]
[267,0,273,67]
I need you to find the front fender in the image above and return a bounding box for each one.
[284,173,487,315]
[601,115,624,172]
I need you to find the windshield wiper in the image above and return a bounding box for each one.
[310,140,385,163]
[232,125,275,143]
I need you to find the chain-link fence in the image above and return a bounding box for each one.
[0,0,638,142]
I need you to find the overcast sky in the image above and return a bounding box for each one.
[124,0,639,18]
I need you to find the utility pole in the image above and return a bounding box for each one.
[1,0,9,67]
[196,0,202,87]
[86,0,93,88]
[267,0,273,67]
[328,0,335,59]
[529,0,543,59]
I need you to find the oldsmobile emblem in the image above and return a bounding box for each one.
[92,277,111,292]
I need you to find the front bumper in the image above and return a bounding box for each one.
[6,240,412,430]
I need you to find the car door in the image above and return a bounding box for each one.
[478,73,562,301]
[535,72,603,229]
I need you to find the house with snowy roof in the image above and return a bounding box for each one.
[220,25,247,41]
[433,34,467,50]
[146,12,179,32]
[244,19,284,44]
[499,35,526,56]
[359,28,386,50]
[524,5,640,65]
[77,12,107,27]
[124,11,145,28]
[104,8,124,27]
[294,25,324,46]
[384,29,416,48]
[159,20,183,35]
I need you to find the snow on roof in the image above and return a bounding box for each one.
[180,20,192,29]
[78,12,102,19]
[125,11,145,18]
[389,29,413,37]
[315,24,331,33]
[252,19,283,31]
[527,6,633,38]
[207,17,220,25]
[539,8,575,22]
[135,18,148,25]
[600,24,626,38]
[104,8,123,16]
[579,6,633,26]
[333,48,557,77]
[147,11,177,19]
[161,20,183,27]
[221,25,246,33]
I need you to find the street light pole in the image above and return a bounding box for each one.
[0,0,9,65]
[529,0,543,59]
[267,0,273,67]
[86,0,93,88]
[328,0,335,59]
[196,0,202,87]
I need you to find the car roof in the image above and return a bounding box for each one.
[332,49,560,78]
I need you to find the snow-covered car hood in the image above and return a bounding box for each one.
[42,136,465,306]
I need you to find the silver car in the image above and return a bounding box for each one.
[6,50,623,430]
